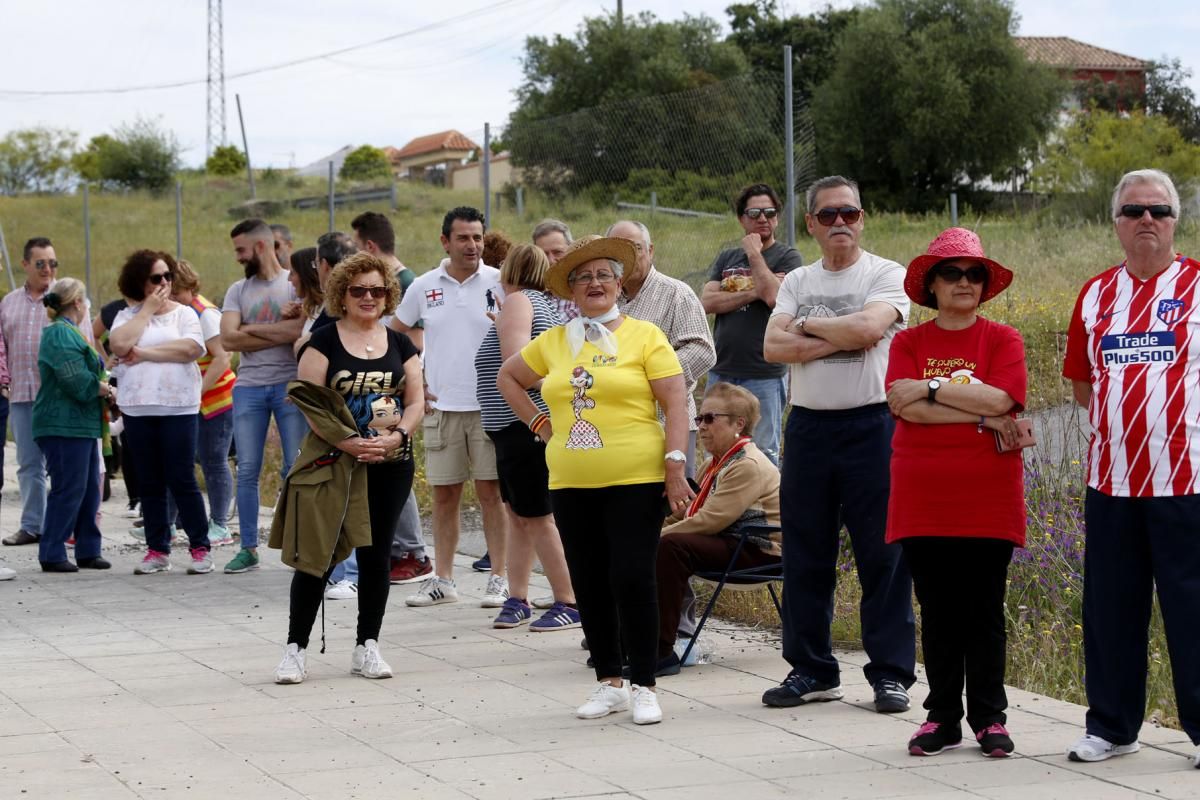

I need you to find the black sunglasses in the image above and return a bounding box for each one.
[347,285,387,299]
[33,259,59,271]
[1119,204,1174,220]
[148,272,174,285]
[814,206,862,226]
[694,412,735,425]
[934,265,988,284]
[744,207,778,220]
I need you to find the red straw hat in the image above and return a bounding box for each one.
[904,227,1013,309]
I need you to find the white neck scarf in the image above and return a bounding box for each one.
[565,305,621,358]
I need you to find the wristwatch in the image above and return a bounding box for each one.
[927,379,941,403]
[664,450,687,464]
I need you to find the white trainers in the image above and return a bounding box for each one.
[1066,733,1141,762]
[325,579,358,600]
[1192,747,1199,769]
[351,639,393,679]
[124,501,141,519]
[275,643,306,684]
[187,547,214,575]
[576,681,631,719]
[631,684,663,725]
[405,576,459,607]
[134,551,171,574]
[531,595,555,609]
[481,574,509,608]
[0,562,15,581]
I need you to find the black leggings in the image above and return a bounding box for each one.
[551,482,663,687]
[288,458,414,649]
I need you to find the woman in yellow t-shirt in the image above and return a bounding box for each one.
[498,236,691,726]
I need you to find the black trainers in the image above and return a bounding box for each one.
[761,672,844,707]
[909,721,963,756]
[975,723,1014,758]
[471,552,492,572]
[873,679,911,713]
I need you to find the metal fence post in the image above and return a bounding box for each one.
[390,182,397,211]
[83,183,92,302]
[650,191,658,215]
[0,221,16,292]
[783,45,796,248]
[483,122,491,227]
[236,93,256,199]
[328,161,335,233]
[950,192,959,227]
[175,181,184,259]
[516,186,524,219]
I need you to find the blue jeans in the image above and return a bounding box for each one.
[707,372,786,466]
[232,382,306,550]
[37,436,103,564]
[124,414,209,554]
[198,410,234,526]
[9,401,48,534]
[329,550,360,584]
[390,490,425,560]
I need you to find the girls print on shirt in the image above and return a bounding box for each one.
[565,366,604,450]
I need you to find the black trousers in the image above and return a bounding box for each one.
[902,537,1014,731]
[1083,489,1200,746]
[289,458,414,649]
[779,404,916,687]
[551,482,663,687]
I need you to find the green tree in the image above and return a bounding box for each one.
[1145,58,1200,143]
[1032,111,1200,220]
[205,144,248,176]
[725,0,860,102]
[75,119,181,192]
[0,126,77,195]
[338,145,393,182]
[811,0,1063,210]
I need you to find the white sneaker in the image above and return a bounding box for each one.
[124,501,141,519]
[351,639,393,679]
[325,579,358,601]
[1066,733,1141,762]
[481,574,509,608]
[576,681,631,719]
[631,684,663,725]
[531,595,555,609]
[405,576,459,607]
[1192,747,1199,769]
[0,562,15,581]
[275,643,306,684]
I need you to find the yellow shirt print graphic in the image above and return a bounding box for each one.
[565,367,604,450]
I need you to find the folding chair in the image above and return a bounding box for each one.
[680,523,784,666]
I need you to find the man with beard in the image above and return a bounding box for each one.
[220,218,307,574]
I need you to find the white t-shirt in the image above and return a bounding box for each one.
[771,250,909,410]
[111,304,205,416]
[198,306,221,342]
[393,261,501,412]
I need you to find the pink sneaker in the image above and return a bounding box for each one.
[187,547,214,575]
[134,550,171,575]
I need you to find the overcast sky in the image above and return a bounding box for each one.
[2,0,1197,169]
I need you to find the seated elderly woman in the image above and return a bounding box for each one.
[654,382,781,676]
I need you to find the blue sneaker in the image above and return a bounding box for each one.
[472,552,492,572]
[530,601,582,632]
[492,597,532,629]
[761,672,843,707]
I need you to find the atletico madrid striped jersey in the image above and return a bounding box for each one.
[1063,255,1200,497]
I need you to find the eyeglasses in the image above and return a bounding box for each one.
[33,259,59,271]
[1119,204,1174,220]
[744,207,778,220]
[694,412,735,425]
[148,272,174,285]
[814,206,862,226]
[567,271,616,286]
[933,265,988,284]
[347,285,387,299]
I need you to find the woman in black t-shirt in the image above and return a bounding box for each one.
[275,253,423,685]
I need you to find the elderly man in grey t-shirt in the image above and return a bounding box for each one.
[220,218,306,574]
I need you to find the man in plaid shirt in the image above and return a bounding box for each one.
[1,237,56,546]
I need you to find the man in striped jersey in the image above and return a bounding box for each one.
[1063,168,1200,769]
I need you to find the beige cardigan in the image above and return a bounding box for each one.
[662,441,781,555]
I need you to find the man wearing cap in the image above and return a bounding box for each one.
[1063,168,1200,769]
[701,183,803,465]
[762,175,917,714]
[607,220,715,478]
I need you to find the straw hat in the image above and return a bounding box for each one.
[904,227,1013,309]
[544,235,638,300]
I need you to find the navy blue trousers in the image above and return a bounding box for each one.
[1083,488,1200,745]
[779,404,916,687]
[37,436,103,564]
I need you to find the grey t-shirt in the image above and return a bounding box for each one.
[708,241,804,378]
[222,271,298,387]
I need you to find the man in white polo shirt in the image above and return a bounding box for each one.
[392,206,509,608]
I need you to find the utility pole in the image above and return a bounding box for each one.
[616,0,623,27]
[206,0,227,158]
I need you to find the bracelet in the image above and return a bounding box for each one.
[528,411,550,434]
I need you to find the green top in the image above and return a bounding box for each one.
[33,318,104,440]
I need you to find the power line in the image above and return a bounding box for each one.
[0,0,542,97]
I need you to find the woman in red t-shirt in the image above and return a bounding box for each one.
[884,227,1028,759]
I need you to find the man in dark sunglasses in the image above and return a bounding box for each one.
[0,236,60,546]
[1062,169,1200,767]
[702,182,803,466]
[760,175,917,716]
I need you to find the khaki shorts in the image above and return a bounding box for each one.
[422,409,499,485]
